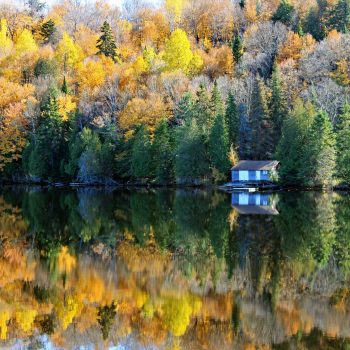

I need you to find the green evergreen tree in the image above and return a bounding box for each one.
[175,120,210,184]
[276,99,315,185]
[175,92,195,123]
[272,0,295,26]
[303,0,329,40]
[208,113,230,180]
[270,63,287,147]
[296,20,305,36]
[336,103,350,184]
[152,119,174,184]
[131,125,153,179]
[96,21,118,61]
[97,302,116,340]
[61,76,69,94]
[300,110,336,187]
[210,82,225,120]
[40,19,55,44]
[328,0,350,33]
[232,33,244,64]
[225,91,239,148]
[250,77,272,159]
[25,88,67,180]
[194,84,212,132]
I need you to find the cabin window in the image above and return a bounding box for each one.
[263,170,268,175]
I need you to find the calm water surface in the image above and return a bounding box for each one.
[1,187,350,349]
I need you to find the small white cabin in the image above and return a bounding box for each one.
[231,160,279,183]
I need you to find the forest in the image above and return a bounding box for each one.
[0,0,350,186]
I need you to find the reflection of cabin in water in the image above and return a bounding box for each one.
[232,192,279,215]
[231,160,279,184]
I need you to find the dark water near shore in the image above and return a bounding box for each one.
[1,187,350,349]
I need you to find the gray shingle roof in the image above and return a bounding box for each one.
[231,160,279,171]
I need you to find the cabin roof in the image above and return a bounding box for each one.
[232,205,279,215]
[231,160,279,171]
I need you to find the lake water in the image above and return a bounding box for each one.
[1,187,350,349]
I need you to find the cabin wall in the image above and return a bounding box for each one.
[231,170,272,182]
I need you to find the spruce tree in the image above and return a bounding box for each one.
[225,91,239,148]
[270,63,287,148]
[328,0,350,33]
[336,103,350,184]
[250,77,272,159]
[232,33,244,64]
[152,119,174,184]
[272,0,295,26]
[131,125,153,180]
[175,92,195,123]
[40,19,55,44]
[175,120,210,184]
[27,88,66,180]
[210,82,225,121]
[96,21,118,61]
[208,113,230,180]
[301,110,336,187]
[276,99,315,185]
[194,83,212,133]
[61,76,69,94]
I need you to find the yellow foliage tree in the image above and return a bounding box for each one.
[0,78,35,171]
[58,95,76,121]
[119,94,170,136]
[165,0,187,24]
[15,28,37,56]
[15,308,37,332]
[278,32,315,63]
[162,295,193,336]
[163,29,196,74]
[55,32,83,72]
[0,19,12,58]
[58,246,76,275]
[331,59,350,86]
[56,294,80,330]
[75,25,99,57]
[77,59,106,92]
[0,310,10,340]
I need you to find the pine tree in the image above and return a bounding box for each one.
[96,21,118,61]
[40,19,55,44]
[131,125,153,179]
[175,92,195,124]
[328,0,350,33]
[26,88,66,180]
[238,103,252,159]
[301,110,336,187]
[276,99,315,185]
[175,120,210,184]
[194,83,212,132]
[272,0,295,26]
[336,103,350,184]
[208,113,230,180]
[225,91,239,148]
[250,77,272,159]
[210,82,225,121]
[61,76,69,94]
[232,33,244,64]
[153,119,174,184]
[270,63,287,148]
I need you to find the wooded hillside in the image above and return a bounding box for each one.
[1,0,350,186]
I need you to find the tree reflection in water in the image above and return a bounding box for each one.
[0,187,350,349]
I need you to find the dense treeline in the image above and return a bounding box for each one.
[1,0,350,186]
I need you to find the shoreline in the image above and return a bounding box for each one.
[1,180,350,192]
